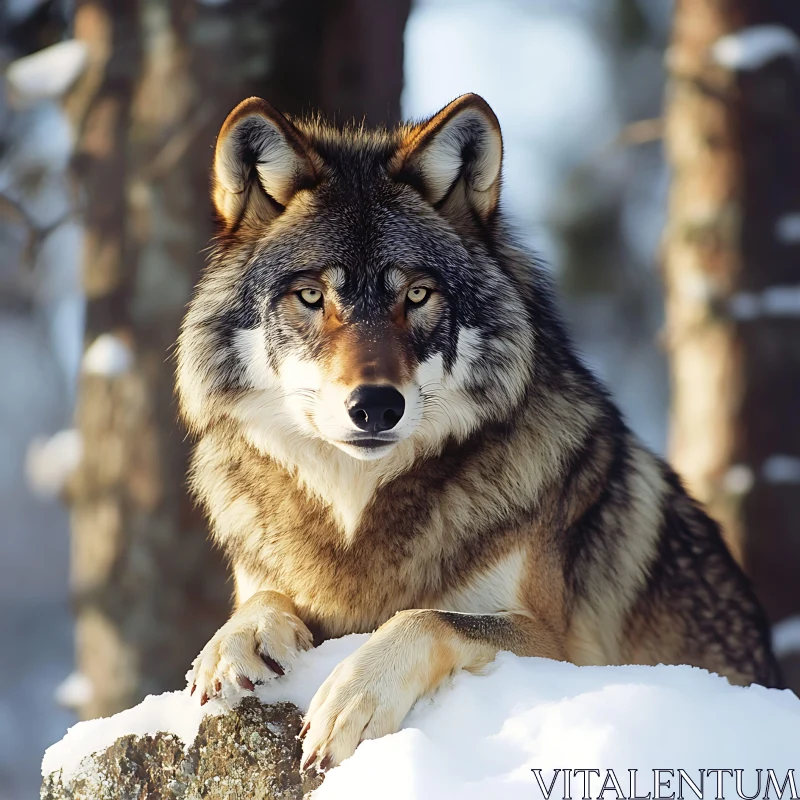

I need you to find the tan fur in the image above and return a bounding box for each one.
[324,325,410,388]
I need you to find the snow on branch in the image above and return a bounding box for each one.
[6,40,88,104]
[762,455,800,485]
[776,213,800,244]
[729,285,800,320]
[773,616,800,659]
[25,428,83,497]
[723,455,800,498]
[81,334,134,377]
[712,25,800,71]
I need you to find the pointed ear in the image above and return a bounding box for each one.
[390,94,503,223]
[212,97,320,230]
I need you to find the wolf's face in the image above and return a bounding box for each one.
[233,245,450,462]
[178,95,535,469]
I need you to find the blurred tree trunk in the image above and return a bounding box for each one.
[320,0,411,126]
[664,0,800,684]
[67,0,410,719]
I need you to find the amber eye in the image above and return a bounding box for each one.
[298,288,323,308]
[406,287,430,306]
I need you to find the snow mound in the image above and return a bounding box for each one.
[43,634,800,799]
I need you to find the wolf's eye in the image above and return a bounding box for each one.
[298,288,323,308]
[406,287,430,306]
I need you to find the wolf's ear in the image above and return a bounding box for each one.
[212,97,319,230]
[391,93,502,223]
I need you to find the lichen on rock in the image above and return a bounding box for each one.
[41,699,323,800]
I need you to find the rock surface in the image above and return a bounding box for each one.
[40,699,323,800]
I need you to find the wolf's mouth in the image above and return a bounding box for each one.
[340,437,398,450]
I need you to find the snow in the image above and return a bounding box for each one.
[776,213,800,244]
[81,334,134,376]
[722,464,755,495]
[25,428,82,497]
[721,457,800,495]
[729,286,800,320]
[761,286,800,316]
[42,635,367,783]
[42,634,800,798]
[54,673,94,710]
[712,25,800,71]
[35,221,86,391]
[42,691,208,782]
[762,455,800,485]
[728,292,761,320]
[773,616,800,658]
[0,103,73,182]
[6,41,88,104]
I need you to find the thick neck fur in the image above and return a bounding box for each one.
[211,348,604,543]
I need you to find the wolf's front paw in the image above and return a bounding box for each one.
[188,598,313,705]
[300,615,433,771]
[300,655,418,772]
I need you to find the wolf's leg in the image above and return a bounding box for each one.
[188,590,313,704]
[300,608,564,771]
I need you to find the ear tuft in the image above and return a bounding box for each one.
[391,93,503,222]
[213,97,319,230]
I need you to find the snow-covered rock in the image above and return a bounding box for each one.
[41,698,321,800]
[41,634,800,799]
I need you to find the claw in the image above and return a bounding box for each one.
[214,679,222,693]
[200,692,209,706]
[301,749,318,773]
[261,653,285,676]
[319,755,332,772]
[299,720,310,739]
[190,683,196,696]
[237,675,255,691]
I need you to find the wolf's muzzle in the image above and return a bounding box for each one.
[346,385,405,433]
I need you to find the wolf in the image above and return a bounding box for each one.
[177,93,781,772]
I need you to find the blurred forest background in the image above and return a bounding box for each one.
[1,0,799,797]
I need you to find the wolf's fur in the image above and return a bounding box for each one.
[178,94,781,770]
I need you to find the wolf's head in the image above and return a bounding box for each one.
[178,94,543,473]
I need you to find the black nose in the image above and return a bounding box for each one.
[346,385,405,432]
